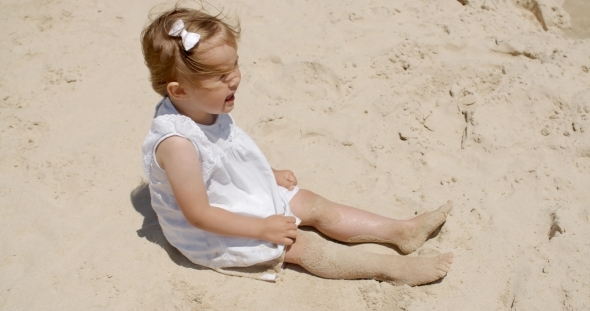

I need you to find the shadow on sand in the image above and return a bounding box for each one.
[130,182,206,270]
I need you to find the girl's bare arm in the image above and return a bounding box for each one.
[156,136,297,245]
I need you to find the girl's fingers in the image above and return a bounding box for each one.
[284,172,297,185]
[286,230,298,239]
[282,178,292,188]
[282,238,294,246]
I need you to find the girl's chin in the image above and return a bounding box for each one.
[220,107,234,114]
[224,100,235,111]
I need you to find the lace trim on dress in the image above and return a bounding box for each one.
[142,114,216,182]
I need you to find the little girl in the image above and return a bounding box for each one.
[141,7,453,285]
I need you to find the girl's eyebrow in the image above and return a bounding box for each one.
[229,57,239,70]
[223,56,239,70]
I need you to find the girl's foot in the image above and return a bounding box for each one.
[385,252,454,286]
[346,201,453,253]
[394,201,453,254]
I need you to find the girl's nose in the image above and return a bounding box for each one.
[227,68,241,89]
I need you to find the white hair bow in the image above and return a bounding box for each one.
[168,20,201,51]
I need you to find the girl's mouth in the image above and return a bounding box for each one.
[225,94,235,102]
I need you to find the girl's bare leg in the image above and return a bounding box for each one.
[289,189,453,254]
[285,230,453,285]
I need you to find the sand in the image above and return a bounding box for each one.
[1,0,589,310]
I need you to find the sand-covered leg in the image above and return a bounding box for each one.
[284,230,453,286]
[289,190,453,253]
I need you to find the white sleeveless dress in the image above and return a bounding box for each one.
[142,97,299,281]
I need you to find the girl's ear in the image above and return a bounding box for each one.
[167,82,188,100]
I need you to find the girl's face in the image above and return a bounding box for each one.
[177,44,241,123]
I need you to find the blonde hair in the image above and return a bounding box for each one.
[141,5,240,96]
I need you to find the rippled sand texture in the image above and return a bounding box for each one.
[0,0,589,310]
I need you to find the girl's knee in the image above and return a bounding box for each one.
[291,190,339,226]
[290,189,319,223]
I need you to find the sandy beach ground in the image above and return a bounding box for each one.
[1,0,589,310]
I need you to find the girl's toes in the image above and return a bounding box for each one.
[436,262,449,272]
[443,252,454,263]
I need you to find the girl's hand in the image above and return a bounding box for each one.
[272,169,298,190]
[260,214,298,245]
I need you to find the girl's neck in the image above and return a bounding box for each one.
[186,111,218,126]
[168,97,218,126]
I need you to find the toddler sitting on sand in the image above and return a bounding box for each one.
[141,6,453,285]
